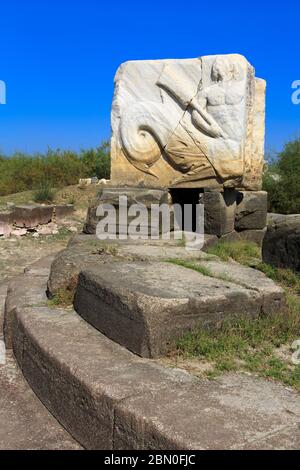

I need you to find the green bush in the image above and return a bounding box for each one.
[0,142,110,197]
[33,182,56,203]
[263,138,300,214]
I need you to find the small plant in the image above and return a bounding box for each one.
[206,240,261,265]
[92,243,118,256]
[48,274,78,307]
[67,195,76,205]
[176,233,186,248]
[33,182,55,203]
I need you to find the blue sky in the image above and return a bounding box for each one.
[0,0,299,155]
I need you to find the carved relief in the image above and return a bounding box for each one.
[111,55,266,190]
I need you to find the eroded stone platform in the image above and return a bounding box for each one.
[74,260,284,358]
[47,235,286,358]
[3,257,300,450]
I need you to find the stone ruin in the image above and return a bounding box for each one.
[0,204,74,238]
[85,53,268,243]
[3,54,297,451]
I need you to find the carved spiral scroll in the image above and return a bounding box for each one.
[119,102,173,170]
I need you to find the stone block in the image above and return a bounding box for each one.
[6,259,296,450]
[13,205,54,228]
[111,54,266,191]
[0,210,13,224]
[84,187,170,236]
[194,259,285,315]
[235,191,267,230]
[262,214,300,271]
[0,221,11,238]
[238,228,267,247]
[74,261,266,358]
[114,374,300,450]
[204,189,237,236]
[4,273,48,349]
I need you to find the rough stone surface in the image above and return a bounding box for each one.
[235,191,267,230]
[47,234,217,296]
[194,259,285,315]
[0,352,81,450]
[204,189,236,236]
[6,263,300,450]
[4,258,54,349]
[0,204,75,235]
[111,54,266,191]
[114,373,300,450]
[263,214,300,271]
[0,211,13,225]
[84,187,169,235]
[74,259,284,358]
[242,78,266,190]
[0,276,80,450]
[13,205,54,228]
[218,228,267,248]
[238,227,267,246]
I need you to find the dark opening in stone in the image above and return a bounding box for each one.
[169,188,202,233]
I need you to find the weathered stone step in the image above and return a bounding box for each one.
[3,258,300,450]
[74,259,286,358]
[0,266,81,450]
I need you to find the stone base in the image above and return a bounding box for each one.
[235,191,267,230]
[74,258,285,358]
[217,228,267,247]
[238,228,267,246]
[83,187,267,242]
[4,257,297,450]
[0,204,75,235]
[13,205,54,228]
[263,214,300,271]
[84,187,170,236]
[203,189,236,236]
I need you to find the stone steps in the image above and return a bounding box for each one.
[48,235,286,358]
[74,260,284,358]
[0,268,81,450]
[3,256,300,449]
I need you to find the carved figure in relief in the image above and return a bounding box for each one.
[119,56,247,183]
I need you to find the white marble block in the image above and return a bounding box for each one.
[111,54,266,190]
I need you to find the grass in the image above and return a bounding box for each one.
[168,240,300,390]
[92,243,118,257]
[257,263,300,294]
[176,233,186,248]
[33,182,56,203]
[48,274,78,307]
[175,299,300,389]
[206,240,261,265]
[166,258,236,285]
[167,258,213,277]
[48,288,75,307]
